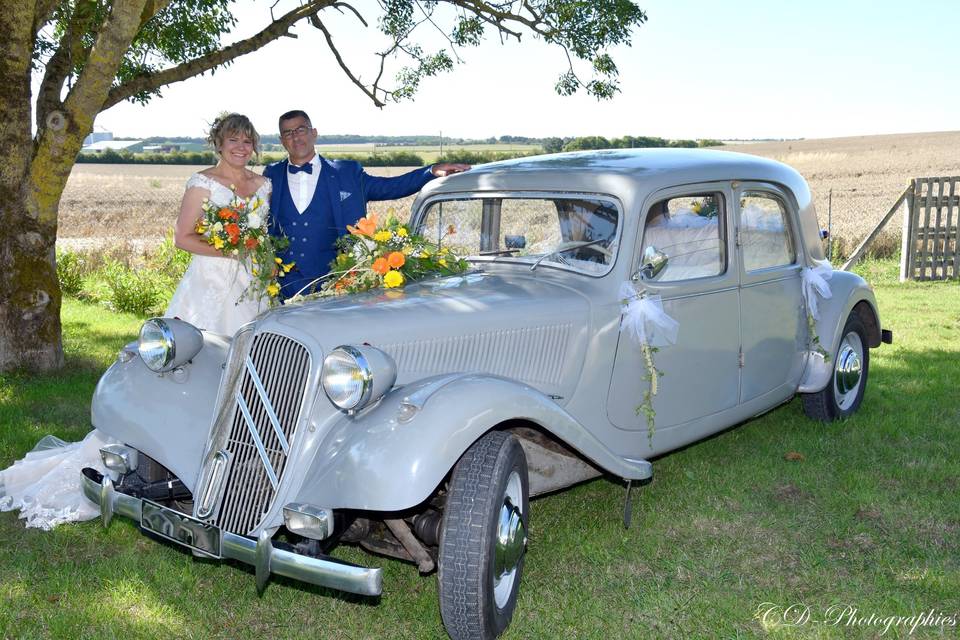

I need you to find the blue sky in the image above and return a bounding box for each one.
[91,0,959,140]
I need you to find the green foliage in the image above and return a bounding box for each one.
[100,261,167,316]
[373,0,647,102]
[563,135,611,151]
[437,150,537,165]
[76,150,217,165]
[148,233,192,287]
[555,135,724,153]
[542,137,566,153]
[55,249,86,297]
[328,151,427,167]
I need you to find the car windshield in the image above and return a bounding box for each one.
[417,195,619,274]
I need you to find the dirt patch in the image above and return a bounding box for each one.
[772,483,814,505]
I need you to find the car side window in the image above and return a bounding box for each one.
[739,192,796,271]
[640,193,725,281]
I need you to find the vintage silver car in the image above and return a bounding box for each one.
[82,149,891,640]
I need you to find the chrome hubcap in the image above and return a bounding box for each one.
[834,331,863,410]
[493,471,526,609]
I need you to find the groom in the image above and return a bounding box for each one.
[265,109,469,298]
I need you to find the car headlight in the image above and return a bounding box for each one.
[321,345,397,411]
[138,318,203,373]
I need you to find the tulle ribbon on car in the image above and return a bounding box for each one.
[619,282,679,347]
[801,260,834,320]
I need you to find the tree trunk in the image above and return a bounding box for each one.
[0,2,65,372]
[0,0,152,373]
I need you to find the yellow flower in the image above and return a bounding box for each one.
[383,270,404,288]
[374,230,392,243]
[275,257,282,264]
[439,259,447,267]
[267,283,280,297]
[213,236,225,250]
[282,262,294,273]
[397,227,409,238]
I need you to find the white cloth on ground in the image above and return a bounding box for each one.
[0,429,115,530]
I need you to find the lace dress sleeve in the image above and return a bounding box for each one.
[185,172,214,192]
[259,175,272,199]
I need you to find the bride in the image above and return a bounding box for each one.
[166,112,272,335]
[0,114,272,530]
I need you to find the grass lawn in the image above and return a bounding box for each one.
[1,259,958,639]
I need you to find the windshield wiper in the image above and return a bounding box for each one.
[529,238,610,271]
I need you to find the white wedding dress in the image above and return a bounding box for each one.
[165,172,272,335]
[0,430,116,530]
[0,174,275,530]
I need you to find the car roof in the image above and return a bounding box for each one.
[421,148,808,200]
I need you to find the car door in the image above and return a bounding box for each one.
[735,185,806,403]
[607,183,741,433]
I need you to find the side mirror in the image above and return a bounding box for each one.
[638,245,668,280]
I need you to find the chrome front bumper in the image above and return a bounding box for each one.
[81,469,382,597]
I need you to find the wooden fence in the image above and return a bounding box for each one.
[900,177,960,281]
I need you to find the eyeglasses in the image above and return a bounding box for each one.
[280,125,312,140]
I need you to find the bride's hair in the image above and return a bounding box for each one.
[207,113,261,158]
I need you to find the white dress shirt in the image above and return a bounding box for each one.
[288,154,321,214]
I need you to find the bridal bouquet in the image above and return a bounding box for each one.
[195,189,293,303]
[299,211,468,298]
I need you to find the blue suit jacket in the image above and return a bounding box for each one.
[264,156,435,296]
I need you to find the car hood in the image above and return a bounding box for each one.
[261,270,593,399]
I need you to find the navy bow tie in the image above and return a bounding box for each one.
[288,162,313,175]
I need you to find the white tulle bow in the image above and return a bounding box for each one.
[801,260,834,320]
[619,282,679,347]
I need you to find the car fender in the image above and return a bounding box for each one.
[798,270,881,394]
[91,332,230,491]
[293,373,652,512]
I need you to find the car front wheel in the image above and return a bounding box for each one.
[438,431,529,640]
[802,312,870,421]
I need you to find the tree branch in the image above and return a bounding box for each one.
[32,0,60,37]
[313,17,387,107]
[445,0,548,39]
[35,1,96,131]
[102,0,337,110]
[414,0,464,63]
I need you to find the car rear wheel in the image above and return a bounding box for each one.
[438,431,529,640]
[802,312,870,421]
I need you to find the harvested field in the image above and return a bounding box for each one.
[729,130,960,259]
[58,131,960,260]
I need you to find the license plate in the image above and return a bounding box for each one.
[140,500,222,558]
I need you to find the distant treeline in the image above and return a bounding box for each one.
[75,148,539,166]
[77,136,723,166]
[132,133,723,149]
[546,136,723,152]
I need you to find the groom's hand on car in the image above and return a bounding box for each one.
[431,163,471,177]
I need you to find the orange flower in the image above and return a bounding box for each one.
[347,212,378,237]
[245,236,259,249]
[225,223,241,242]
[372,257,389,275]
[218,208,233,220]
[387,251,405,268]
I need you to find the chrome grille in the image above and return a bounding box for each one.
[215,332,311,535]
